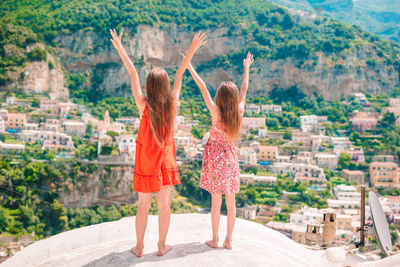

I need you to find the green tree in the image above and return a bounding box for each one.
[338,153,351,170]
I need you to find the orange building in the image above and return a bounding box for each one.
[258,145,278,161]
[6,113,26,130]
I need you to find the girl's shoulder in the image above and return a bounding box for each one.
[210,107,221,124]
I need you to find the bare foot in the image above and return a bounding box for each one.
[130,246,144,257]
[205,239,218,248]
[223,240,232,250]
[157,244,172,256]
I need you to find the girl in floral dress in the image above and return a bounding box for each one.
[185,52,254,250]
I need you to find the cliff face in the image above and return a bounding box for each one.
[59,164,137,208]
[22,61,69,100]
[51,25,399,101]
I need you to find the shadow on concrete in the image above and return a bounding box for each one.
[84,242,221,267]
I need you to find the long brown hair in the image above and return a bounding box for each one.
[214,81,242,140]
[145,68,174,145]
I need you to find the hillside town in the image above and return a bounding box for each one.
[1,91,400,255]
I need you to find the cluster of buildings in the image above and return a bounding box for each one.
[266,184,400,247]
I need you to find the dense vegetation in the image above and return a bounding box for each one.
[0,149,192,238]
[269,0,400,42]
[1,0,400,103]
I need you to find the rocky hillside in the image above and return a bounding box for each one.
[1,0,400,101]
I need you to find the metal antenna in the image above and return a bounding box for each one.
[360,185,366,247]
[356,185,366,248]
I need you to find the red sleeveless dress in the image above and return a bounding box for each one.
[133,103,180,193]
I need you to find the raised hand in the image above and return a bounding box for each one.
[110,29,123,51]
[187,31,207,54]
[108,28,145,113]
[243,52,254,70]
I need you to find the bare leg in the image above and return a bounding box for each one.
[157,185,172,256]
[206,194,222,248]
[223,193,236,250]
[131,192,152,257]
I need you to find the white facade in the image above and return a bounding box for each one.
[331,137,353,153]
[0,118,5,133]
[261,104,282,114]
[333,185,361,201]
[258,128,268,137]
[270,162,326,180]
[43,132,74,151]
[117,135,136,155]
[63,121,86,137]
[0,141,25,153]
[327,199,360,210]
[24,123,39,131]
[351,93,367,103]
[315,153,338,170]
[239,147,257,165]
[289,206,323,225]
[245,104,261,113]
[300,115,318,132]
[237,205,257,220]
[242,117,265,131]
[387,196,400,214]
[240,173,277,185]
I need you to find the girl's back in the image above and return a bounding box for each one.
[201,112,240,195]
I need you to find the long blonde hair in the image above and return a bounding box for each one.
[214,81,242,140]
[145,68,174,145]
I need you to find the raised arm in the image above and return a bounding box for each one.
[239,52,254,114]
[110,29,145,113]
[171,32,207,104]
[187,62,215,112]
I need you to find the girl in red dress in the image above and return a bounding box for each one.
[110,29,206,257]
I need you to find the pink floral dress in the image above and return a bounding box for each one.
[200,121,240,194]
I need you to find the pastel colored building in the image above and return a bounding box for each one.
[351,93,367,103]
[242,117,265,131]
[245,103,261,113]
[369,161,400,188]
[300,115,327,132]
[6,113,26,130]
[341,169,365,184]
[0,118,5,133]
[39,99,58,113]
[116,134,136,155]
[42,132,74,151]
[331,137,353,153]
[291,131,311,146]
[239,147,257,165]
[315,153,338,170]
[57,102,78,118]
[63,121,87,137]
[24,123,39,131]
[387,196,400,214]
[337,149,365,164]
[310,135,330,151]
[0,141,25,153]
[240,173,277,185]
[382,106,400,117]
[350,115,377,134]
[261,104,282,114]
[389,98,400,107]
[333,185,360,201]
[97,111,126,134]
[258,145,278,161]
[270,162,326,181]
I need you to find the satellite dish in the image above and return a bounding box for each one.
[369,191,392,255]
